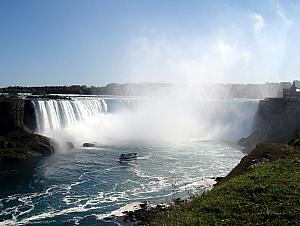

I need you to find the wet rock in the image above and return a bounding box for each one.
[139,201,148,209]
[32,141,53,155]
[83,143,95,147]
[173,198,183,205]
[120,202,170,225]
[214,177,224,183]
[103,215,115,221]
[0,130,54,160]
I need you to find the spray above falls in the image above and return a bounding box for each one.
[31,96,259,148]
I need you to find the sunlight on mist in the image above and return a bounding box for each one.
[33,2,293,151]
[125,2,292,84]
[38,95,259,151]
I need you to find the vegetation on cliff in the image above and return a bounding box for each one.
[150,143,300,225]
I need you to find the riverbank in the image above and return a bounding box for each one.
[124,139,300,225]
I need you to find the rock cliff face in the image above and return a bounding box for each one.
[0,97,37,134]
[0,97,53,160]
[0,98,25,135]
[257,98,300,140]
[239,98,300,152]
[24,100,37,132]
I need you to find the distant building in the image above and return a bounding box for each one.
[283,80,300,99]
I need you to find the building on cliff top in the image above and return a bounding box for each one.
[283,80,300,99]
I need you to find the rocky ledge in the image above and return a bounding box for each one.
[0,130,54,160]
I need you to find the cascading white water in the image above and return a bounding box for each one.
[32,98,108,133]
[31,96,259,145]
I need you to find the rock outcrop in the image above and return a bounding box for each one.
[0,130,54,160]
[0,97,25,135]
[0,96,53,160]
[217,143,290,185]
[239,98,300,152]
[82,143,95,147]
[0,96,37,134]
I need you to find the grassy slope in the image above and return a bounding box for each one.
[152,147,300,225]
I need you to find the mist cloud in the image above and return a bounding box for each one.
[251,13,265,38]
[125,2,293,84]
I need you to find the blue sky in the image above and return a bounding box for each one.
[0,0,299,86]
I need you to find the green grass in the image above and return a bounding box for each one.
[152,147,300,225]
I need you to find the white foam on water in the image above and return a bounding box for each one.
[2,203,106,226]
[96,201,141,220]
[178,179,216,192]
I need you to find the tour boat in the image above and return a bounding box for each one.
[119,153,138,161]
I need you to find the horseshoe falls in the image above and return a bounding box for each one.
[0,96,259,225]
[32,97,259,145]
[32,98,108,132]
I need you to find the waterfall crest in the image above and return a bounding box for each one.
[32,98,108,133]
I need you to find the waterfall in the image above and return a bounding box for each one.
[199,99,259,140]
[32,98,108,133]
[31,96,259,144]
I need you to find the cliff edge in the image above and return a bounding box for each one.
[0,96,53,160]
[239,98,300,152]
